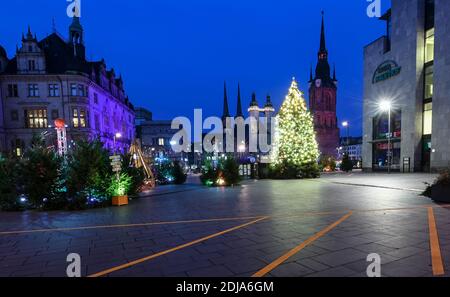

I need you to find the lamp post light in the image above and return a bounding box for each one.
[342,121,350,154]
[113,132,122,155]
[379,100,392,174]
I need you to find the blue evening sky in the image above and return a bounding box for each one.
[0,0,390,136]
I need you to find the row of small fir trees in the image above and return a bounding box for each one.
[0,136,145,211]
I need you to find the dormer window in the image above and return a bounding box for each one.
[28,45,33,52]
[28,60,36,71]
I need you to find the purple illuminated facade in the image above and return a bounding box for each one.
[0,17,135,155]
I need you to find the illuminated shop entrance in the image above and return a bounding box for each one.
[372,110,401,172]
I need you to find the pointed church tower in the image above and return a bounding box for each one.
[308,11,340,157]
[222,81,230,121]
[236,83,243,119]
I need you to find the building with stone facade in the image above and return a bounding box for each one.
[309,13,340,158]
[0,17,135,155]
[363,0,448,172]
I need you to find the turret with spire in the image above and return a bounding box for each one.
[69,16,85,58]
[236,83,243,119]
[222,81,230,122]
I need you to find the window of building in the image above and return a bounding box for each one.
[373,111,402,140]
[51,109,59,120]
[48,84,60,97]
[27,84,39,97]
[14,139,24,157]
[10,110,18,121]
[94,114,100,131]
[7,84,18,97]
[25,109,48,128]
[78,84,85,97]
[72,108,87,128]
[425,0,435,30]
[425,28,435,64]
[158,138,164,146]
[70,84,78,96]
[94,93,98,104]
[424,64,434,100]
[28,60,36,71]
[423,102,432,135]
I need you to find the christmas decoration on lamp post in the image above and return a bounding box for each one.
[54,118,67,157]
[272,78,320,175]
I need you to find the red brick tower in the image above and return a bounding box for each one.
[309,12,340,157]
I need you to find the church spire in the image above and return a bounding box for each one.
[222,81,230,120]
[236,83,243,118]
[319,11,327,53]
[314,11,332,85]
[333,64,337,81]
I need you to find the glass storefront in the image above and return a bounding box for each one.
[372,111,402,171]
[373,141,401,171]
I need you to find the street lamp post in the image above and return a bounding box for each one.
[113,132,122,155]
[379,101,392,174]
[342,121,349,154]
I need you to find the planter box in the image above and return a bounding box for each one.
[431,185,450,203]
[112,195,128,206]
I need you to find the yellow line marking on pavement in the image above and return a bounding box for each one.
[0,216,265,236]
[252,211,353,277]
[3,204,450,236]
[428,207,445,276]
[88,216,269,277]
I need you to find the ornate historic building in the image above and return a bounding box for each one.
[308,13,340,157]
[0,17,135,155]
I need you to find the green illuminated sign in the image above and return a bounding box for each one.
[372,60,401,84]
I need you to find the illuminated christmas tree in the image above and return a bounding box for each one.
[271,78,320,177]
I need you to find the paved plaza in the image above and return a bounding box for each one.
[1,172,449,277]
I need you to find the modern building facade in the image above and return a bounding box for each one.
[363,0,448,172]
[339,136,363,163]
[309,13,340,157]
[0,17,135,155]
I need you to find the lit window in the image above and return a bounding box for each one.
[425,28,434,63]
[72,108,88,128]
[424,64,434,99]
[26,109,47,128]
[158,138,164,146]
[423,102,432,135]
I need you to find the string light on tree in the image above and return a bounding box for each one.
[273,78,320,167]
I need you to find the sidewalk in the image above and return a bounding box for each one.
[318,171,438,192]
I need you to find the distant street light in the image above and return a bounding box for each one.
[379,100,392,173]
